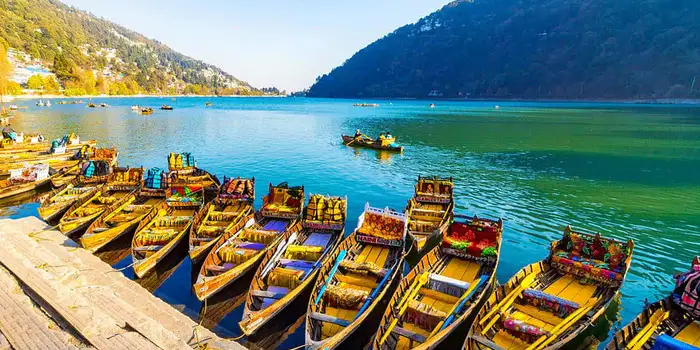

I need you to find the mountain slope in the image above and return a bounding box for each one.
[309,0,700,99]
[0,0,255,94]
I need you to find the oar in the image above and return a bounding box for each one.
[354,257,401,320]
[526,297,600,350]
[625,309,669,350]
[480,273,536,334]
[429,275,489,338]
[261,231,298,279]
[379,271,430,345]
[314,250,347,305]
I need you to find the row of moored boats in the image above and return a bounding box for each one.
[3,133,699,350]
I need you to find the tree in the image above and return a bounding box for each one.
[95,73,108,95]
[83,71,96,95]
[27,74,44,90]
[7,81,22,95]
[43,75,60,93]
[0,44,12,103]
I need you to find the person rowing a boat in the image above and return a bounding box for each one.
[354,129,363,139]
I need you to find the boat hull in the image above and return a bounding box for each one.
[342,135,404,153]
[0,178,51,201]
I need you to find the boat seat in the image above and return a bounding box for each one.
[133,245,165,251]
[428,273,469,297]
[309,312,351,327]
[303,232,332,249]
[551,250,625,283]
[392,325,427,343]
[238,242,266,250]
[335,273,378,289]
[206,263,236,274]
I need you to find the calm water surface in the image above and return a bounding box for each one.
[3,97,700,348]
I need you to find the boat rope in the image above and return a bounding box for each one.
[104,261,135,273]
[286,344,311,350]
[402,239,414,259]
[28,223,61,241]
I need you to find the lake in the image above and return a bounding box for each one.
[2,97,700,348]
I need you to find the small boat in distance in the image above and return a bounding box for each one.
[100,103,108,107]
[131,105,140,111]
[205,102,213,107]
[87,103,96,108]
[430,103,435,108]
[36,100,45,107]
[353,103,379,107]
[465,226,634,350]
[9,104,18,110]
[341,135,403,153]
[139,108,154,115]
[160,105,174,110]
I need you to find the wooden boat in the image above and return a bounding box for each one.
[372,214,502,350]
[342,135,403,153]
[0,135,96,154]
[160,105,174,110]
[139,108,153,115]
[0,163,52,201]
[465,226,634,350]
[87,103,96,108]
[38,181,102,223]
[205,102,213,107]
[167,152,220,201]
[50,148,119,188]
[240,194,348,336]
[354,103,379,107]
[58,167,144,237]
[406,176,454,259]
[305,203,408,350]
[607,257,700,350]
[81,178,167,253]
[131,182,205,278]
[189,177,255,263]
[194,182,305,301]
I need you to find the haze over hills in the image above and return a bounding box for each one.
[0,0,260,95]
[309,0,700,100]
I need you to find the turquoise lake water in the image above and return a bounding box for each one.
[1,97,699,348]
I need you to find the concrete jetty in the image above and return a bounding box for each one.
[0,216,244,350]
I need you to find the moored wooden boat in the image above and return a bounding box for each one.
[38,180,102,222]
[372,214,502,350]
[58,167,143,237]
[0,135,95,155]
[342,135,404,153]
[167,152,220,201]
[465,226,634,350]
[131,182,205,278]
[80,170,166,253]
[194,182,305,301]
[189,176,255,263]
[305,203,408,350]
[607,257,700,350]
[0,163,52,201]
[240,194,348,336]
[406,176,454,260]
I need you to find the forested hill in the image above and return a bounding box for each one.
[0,0,255,94]
[309,0,700,100]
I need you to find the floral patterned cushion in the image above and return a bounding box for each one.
[522,289,579,318]
[502,316,547,343]
[551,250,624,282]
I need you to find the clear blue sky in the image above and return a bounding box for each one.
[60,1,449,91]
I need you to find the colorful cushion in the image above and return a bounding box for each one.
[522,289,579,318]
[551,250,623,283]
[502,316,547,343]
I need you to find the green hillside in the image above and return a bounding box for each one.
[0,0,257,95]
[309,0,700,100]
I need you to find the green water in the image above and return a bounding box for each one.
[2,97,699,348]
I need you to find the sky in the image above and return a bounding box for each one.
[60,1,449,91]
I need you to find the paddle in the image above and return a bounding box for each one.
[314,250,347,305]
[354,257,401,320]
[525,297,600,350]
[430,275,489,338]
[379,271,430,345]
[480,273,536,334]
[260,231,298,279]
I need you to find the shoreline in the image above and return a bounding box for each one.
[6,94,288,101]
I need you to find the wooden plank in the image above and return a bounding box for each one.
[0,267,81,350]
[251,290,286,299]
[0,217,242,350]
[0,333,10,350]
[309,312,351,327]
[392,325,427,343]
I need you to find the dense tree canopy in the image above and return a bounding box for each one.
[0,0,257,95]
[309,0,700,100]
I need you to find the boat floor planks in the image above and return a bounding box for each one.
[675,321,700,346]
